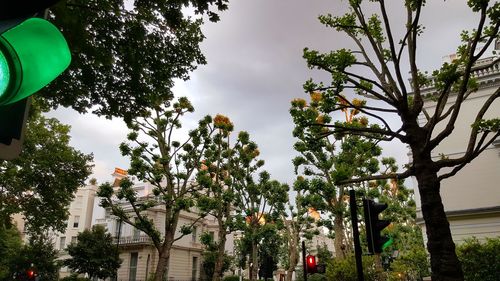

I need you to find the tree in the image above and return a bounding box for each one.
[290,96,383,259]
[0,224,22,281]
[97,97,217,281]
[280,192,316,281]
[64,225,122,280]
[301,1,499,280]
[235,170,288,281]
[200,232,232,280]
[14,232,61,281]
[196,116,264,281]
[0,104,93,233]
[43,0,227,122]
[257,226,282,281]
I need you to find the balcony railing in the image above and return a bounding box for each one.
[114,235,153,245]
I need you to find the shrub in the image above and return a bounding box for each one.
[456,237,500,281]
[325,255,377,281]
[223,276,240,281]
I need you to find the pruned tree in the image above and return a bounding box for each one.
[97,97,217,281]
[301,1,499,280]
[234,168,289,281]
[44,0,228,122]
[196,116,263,281]
[290,96,382,259]
[200,232,232,281]
[282,191,321,281]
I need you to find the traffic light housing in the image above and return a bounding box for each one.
[363,198,391,254]
[0,2,70,159]
[306,254,317,274]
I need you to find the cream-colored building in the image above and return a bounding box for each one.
[91,170,232,281]
[413,56,500,244]
[57,183,99,277]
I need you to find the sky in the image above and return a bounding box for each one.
[48,0,481,187]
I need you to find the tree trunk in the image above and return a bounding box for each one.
[250,241,258,281]
[414,154,464,281]
[212,229,227,281]
[286,229,299,281]
[154,235,173,281]
[333,214,347,259]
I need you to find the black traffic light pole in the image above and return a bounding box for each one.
[302,240,307,281]
[349,189,364,281]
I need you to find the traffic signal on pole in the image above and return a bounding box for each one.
[0,2,70,159]
[363,198,391,254]
[306,254,317,274]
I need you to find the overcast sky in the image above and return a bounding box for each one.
[48,0,481,187]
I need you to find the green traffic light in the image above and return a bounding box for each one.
[0,50,9,95]
[0,17,71,105]
[382,236,394,250]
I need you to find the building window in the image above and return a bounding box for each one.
[209,231,215,240]
[59,237,66,250]
[192,256,198,281]
[129,252,138,281]
[192,226,197,243]
[73,216,80,228]
[71,236,77,244]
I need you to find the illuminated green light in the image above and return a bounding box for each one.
[382,237,394,250]
[0,51,9,95]
[0,18,71,105]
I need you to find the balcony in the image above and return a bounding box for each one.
[114,235,153,246]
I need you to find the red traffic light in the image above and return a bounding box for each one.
[306,254,317,273]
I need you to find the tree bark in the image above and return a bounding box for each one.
[333,214,347,259]
[212,228,227,281]
[154,235,173,281]
[413,152,464,281]
[250,241,258,281]
[285,227,299,281]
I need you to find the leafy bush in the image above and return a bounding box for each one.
[456,237,500,281]
[325,255,377,281]
[223,276,240,281]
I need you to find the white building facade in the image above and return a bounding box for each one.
[413,57,500,244]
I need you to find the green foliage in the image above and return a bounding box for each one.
[472,118,500,132]
[42,0,227,122]
[223,276,240,281]
[0,104,93,233]
[97,97,219,281]
[0,225,22,281]
[97,97,216,247]
[64,225,122,280]
[325,255,377,281]
[200,232,231,279]
[13,233,61,281]
[456,237,500,281]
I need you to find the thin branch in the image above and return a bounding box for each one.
[431,86,500,150]
[431,5,488,146]
[438,131,499,180]
[316,119,406,140]
[379,0,408,98]
[336,168,413,185]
